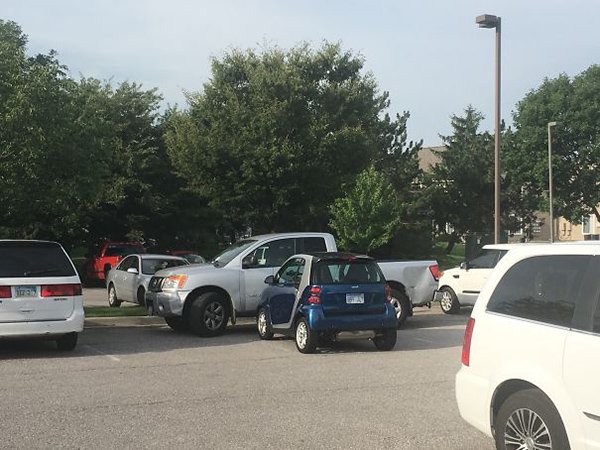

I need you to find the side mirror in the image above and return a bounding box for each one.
[242,254,258,269]
[459,261,469,271]
[264,275,275,285]
[127,267,139,274]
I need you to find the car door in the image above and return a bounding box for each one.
[563,257,600,448]
[268,258,305,326]
[114,256,134,300]
[123,256,141,302]
[460,250,505,297]
[241,238,296,313]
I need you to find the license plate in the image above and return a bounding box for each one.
[346,293,364,304]
[14,285,37,298]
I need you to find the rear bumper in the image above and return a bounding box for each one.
[0,304,85,339]
[455,367,493,438]
[305,304,397,332]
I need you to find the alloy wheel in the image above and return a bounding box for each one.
[503,408,552,450]
[258,311,268,336]
[440,291,453,312]
[203,301,225,330]
[296,321,308,349]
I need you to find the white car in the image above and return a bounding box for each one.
[106,254,188,307]
[0,240,84,350]
[456,242,600,450]
[436,244,513,314]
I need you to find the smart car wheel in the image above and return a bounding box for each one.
[257,308,273,340]
[390,289,410,327]
[439,287,460,314]
[56,332,78,351]
[108,284,121,308]
[295,317,317,354]
[495,388,570,450]
[373,328,397,351]
[188,292,229,337]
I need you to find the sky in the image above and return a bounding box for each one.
[4,0,600,146]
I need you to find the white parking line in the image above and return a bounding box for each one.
[83,345,121,362]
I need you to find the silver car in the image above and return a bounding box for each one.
[106,254,188,307]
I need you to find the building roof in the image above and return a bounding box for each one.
[418,146,445,173]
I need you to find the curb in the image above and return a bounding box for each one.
[85,316,165,328]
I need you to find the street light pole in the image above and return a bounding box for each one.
[548,121,557,243]
[476,14,502,244]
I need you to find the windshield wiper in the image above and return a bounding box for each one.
[23,268,63,277]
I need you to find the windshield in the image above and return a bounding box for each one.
[142,258,188,275]
[0,241,76,278]
[212,239,257,266]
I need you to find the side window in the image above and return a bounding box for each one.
[275,258,305,286]
[248,239,296,268]
[468,250,501,269]
[118,256,135,271]
[487,255,591,328]
[299,237,327,253]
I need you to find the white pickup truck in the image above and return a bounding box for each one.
[146,232,439,336]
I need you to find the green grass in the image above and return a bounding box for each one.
[430,241,466,271]
[84,306,147,317]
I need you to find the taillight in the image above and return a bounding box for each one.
[385,284,392,302]
[41,284,82,297]
[308,286,321,304]
[0,286,11,298]
[461,318,475,366]
[429,264,440,281]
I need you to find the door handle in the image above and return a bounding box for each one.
[453,275,460,279]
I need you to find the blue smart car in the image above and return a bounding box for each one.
[256,252,398,353]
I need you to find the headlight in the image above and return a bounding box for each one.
[162,275,188,290]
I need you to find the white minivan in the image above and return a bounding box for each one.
[456,243,600,449]
[0,240,84,350]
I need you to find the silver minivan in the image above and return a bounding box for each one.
[0,240,84,350]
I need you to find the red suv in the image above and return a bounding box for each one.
[85,241,146,284]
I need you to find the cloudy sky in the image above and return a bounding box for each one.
[4,0,599,146]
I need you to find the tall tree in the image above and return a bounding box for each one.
[165,42,416,235]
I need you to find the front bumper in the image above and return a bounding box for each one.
[432,289,444,302]
[146,290,190,317]
[0,303,84,338]
[304,304,397,332]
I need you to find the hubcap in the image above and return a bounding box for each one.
[440,291,453,311]
[296,321,308,348]
[390,297,402,319]
[204,301,225,330]
[258,311,267,335]
[109,288,115,304]
[504,408,552,450]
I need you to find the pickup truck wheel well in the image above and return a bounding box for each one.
[386,281,412,317]
[183,286,233,323]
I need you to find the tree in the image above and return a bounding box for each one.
[165,42,416,235]
[424,106,494,250]
[329,166,398,253]
[511,66,600,224]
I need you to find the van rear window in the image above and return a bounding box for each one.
[312,260,385,285]
[0,241,76,278]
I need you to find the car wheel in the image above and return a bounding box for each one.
[164,316,188,332]
[389,288,410,327]
[56,332,78,351]
[373,328,397,351]
[108,284,121,308]
[295,317,317,354]
[188,292,229,337]
[137,287,146,307]
[103,264,111,286]
[257,308,274,340]
[495,388,570,450]
[439,287,460,314]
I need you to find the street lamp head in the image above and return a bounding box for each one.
[476,14,500,28]
[548,121,558,127]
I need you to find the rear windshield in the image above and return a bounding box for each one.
[312,260,385,285]
[142,258,188,275]
[0,241,76,278]
[105,245,144,257]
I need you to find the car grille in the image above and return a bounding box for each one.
[148,276,164,292]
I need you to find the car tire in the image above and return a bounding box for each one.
[137,287,146,307]
[295,317,317,354]
[103,264,111,286]
[495,388,570,450]
[165,316,188,332]
[108,284,121,308]
[56,332,78,351]
[390,288,411,327]
[257,308,274,340]
[373,328,397,351]
[187,292,229,337]
[439,287,460,314]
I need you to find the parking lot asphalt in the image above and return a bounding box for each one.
[0,305,493,450]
